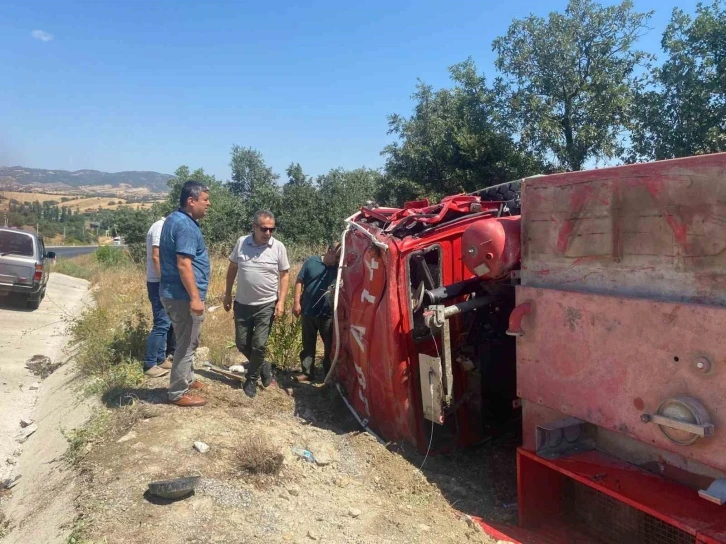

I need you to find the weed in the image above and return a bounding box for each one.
[235,434,284,476]
[65,518,89,544]
[53,258,94,280]
[84,360,144,399]
[265,277,303,371]
[267,310,302,371]
[61,409,112,465]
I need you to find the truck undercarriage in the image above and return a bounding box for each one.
[330,153,726,543]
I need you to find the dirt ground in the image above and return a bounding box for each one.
[71,361,517,544]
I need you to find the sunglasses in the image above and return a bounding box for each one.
[255,224,276,233]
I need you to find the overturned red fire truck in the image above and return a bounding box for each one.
[329,152,726,543]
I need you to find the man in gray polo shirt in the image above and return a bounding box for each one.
[223,210,290,398]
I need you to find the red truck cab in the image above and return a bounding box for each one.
[332,153,726,544]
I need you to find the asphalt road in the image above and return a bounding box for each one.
[0,273,90,481]
[46,245,101,258]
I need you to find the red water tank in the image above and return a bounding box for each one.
[461,216,521,280]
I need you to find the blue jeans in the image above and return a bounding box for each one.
[143,282,176,370]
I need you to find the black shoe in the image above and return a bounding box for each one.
[243,379,257,398]
[261,373,275,388]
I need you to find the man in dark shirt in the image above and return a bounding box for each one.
[292,243,340,381]
[159,181,211,407]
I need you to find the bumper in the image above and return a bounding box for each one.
[0,282,42,297]
[470,448,726,544]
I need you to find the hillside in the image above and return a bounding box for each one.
[0,166,173,193]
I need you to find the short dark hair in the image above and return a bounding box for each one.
[179,181,209,209]
[253,210,275,225]
[327,242,341,253]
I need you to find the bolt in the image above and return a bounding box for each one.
[485,252,494,260]
[641,414,652,423]
[467,247,476,255]
[695,357,711,373]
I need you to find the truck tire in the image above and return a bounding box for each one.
[474,180,522,215]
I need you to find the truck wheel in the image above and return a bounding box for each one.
[474,180,522,215]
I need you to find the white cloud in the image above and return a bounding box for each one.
[31,30,53,42]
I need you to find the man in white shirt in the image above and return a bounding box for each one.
[224,210,290,398]
[143,216,175,378]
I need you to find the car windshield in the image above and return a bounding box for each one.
[0,231,35,257]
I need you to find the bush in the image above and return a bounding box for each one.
[266,280,303,370]
[235,434,284,475]
[125,242,146,266]
[94,245,128,266]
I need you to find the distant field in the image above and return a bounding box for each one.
[0,191,163,212]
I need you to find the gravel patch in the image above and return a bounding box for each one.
[197,478,253,508]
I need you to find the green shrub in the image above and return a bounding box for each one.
[94,245,128,266]
[70,308,148,378]
[266,281,303,370]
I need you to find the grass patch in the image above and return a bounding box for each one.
[61,248,311,403]
[65,518,90,544]
[53,257,95,280]
[61,409,112,465]
[235,434,284,476]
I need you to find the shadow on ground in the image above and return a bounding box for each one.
[0,293,35,312]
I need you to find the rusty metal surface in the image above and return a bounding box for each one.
[521,153,726,306]
[515,286,726,474]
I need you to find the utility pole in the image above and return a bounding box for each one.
[63,226,66,245]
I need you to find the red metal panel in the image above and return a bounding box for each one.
[517,448,726,539]
[518,446,565,528]
[515,286,726,474]
[521,152,726,306]
[334,230,418,444]
[335,212,490,451]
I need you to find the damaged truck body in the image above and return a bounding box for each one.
[330,152,726,543]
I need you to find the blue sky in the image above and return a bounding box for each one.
[0,0,687,181]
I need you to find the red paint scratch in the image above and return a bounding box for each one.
[643,178,690,252]
[665,213,688,248]
[557,221,575,253]
[556,185,596,254]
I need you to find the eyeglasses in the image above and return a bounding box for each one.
[255,224,276,233]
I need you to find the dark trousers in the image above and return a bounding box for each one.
[234,300,275,382]
[300,314,333,377]
[144,281,176,370]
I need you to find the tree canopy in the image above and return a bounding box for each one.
[629,0,726,161]
[493,0,653,171]
[382,58,547,205]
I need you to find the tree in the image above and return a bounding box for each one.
[228,145,281,215]
[493,0,653,171]
[280,163,324,245]
[382,58,546,206]
[158,165,248,251]
[113,208,153,245]
[317,168,382,239]
[628,1,726,161]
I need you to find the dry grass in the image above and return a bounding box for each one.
[0,191,160,211]
[235,434,284,476]
[61,251,306,394]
